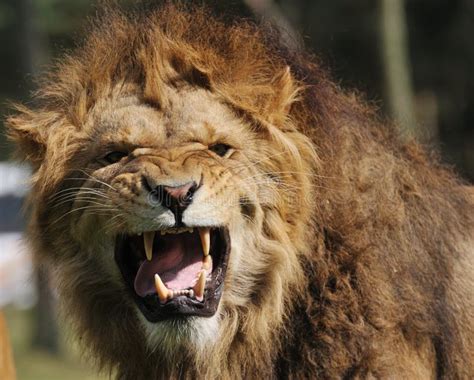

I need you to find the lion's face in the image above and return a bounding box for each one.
[41,84,300,350]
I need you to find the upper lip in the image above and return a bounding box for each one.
[115,226,231,322]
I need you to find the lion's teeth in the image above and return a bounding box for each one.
[167,289,195,299]
[199,228,210,256]
[154,274,169,303]
[202,254,212,271]
[144,231,155,261]
[194,270,206,301]
[172,289,190,297]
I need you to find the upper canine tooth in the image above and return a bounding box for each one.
[194,270,207,301]
[154,274,170,303]
[202,254,212,271]
[144,231,155,261]
[199,228,210,256]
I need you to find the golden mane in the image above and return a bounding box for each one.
[6,2,474,379]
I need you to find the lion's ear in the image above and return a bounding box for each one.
[268,66,300,126]
[171,53,212,91]
[188,64,212,91]
[6,106,48,167]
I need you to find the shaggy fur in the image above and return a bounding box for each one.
[6,3,474,379]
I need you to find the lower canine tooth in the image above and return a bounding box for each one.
[154,274,169,303]
[194,270,206,301]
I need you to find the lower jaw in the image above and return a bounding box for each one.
[134,287,223,322]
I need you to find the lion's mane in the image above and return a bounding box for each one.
[6,3,474,379]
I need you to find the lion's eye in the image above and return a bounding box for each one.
[209,143,232,157]
[103,151,128,164]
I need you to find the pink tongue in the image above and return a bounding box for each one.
[134,234,203,297]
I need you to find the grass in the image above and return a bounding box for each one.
[3,306,107,380]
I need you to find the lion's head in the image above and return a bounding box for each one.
[6,4,318,377]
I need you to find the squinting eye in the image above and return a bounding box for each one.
[103,151,128,164]
[209,143,232,157]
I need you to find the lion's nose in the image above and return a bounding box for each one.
[163,182,197,202]
[150,181,199,223]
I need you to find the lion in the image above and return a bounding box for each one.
[5,3,474,379]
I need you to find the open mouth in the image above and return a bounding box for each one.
[115,227,230,322]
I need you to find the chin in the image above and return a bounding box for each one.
[138,313,220,355]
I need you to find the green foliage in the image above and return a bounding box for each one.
[0,2,14,29]
[35,0,93,34]
[3,307,106,380]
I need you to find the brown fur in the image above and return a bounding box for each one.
[5,3,474,379]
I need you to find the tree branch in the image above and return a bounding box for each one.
[379,0,417,137]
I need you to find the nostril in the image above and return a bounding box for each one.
[183,183,198,203]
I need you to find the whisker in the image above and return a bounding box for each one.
[50,193,110,207]
[77,170,116,191]
[49,186,108,198]
[240,170,336,180]
[238,178,303,192]
[53,196,111,208]
[49,187,111,204]
[59,198,114,208]
[50,205,118,227]
[225,150,291,173]
[98,213,125,234]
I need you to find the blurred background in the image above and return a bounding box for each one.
[0,0,472,379]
